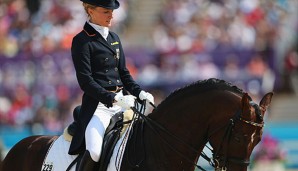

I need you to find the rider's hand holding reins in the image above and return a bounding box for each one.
[139,90,155,104]
[114,94,136,110]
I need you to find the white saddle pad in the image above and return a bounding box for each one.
[41,126,131,171]
[41,136,77,171]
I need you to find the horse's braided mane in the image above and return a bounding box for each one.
[155,78,245,110]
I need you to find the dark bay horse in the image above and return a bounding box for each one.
[1,78,273,171]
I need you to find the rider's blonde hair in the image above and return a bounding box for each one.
[82,2,96,18]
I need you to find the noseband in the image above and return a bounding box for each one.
[211,101,264,170]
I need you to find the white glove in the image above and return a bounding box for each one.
[114,95,136,110]
[139,90,154,104]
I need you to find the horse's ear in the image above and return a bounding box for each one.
[241,93,251,108]
[259,92,274,111]
[241,93,251,111]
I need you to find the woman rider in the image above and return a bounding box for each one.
[68,0,154,170]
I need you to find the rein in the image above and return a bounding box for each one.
[131,102,217,170]
[133,108,206,171]
[131,102,207,170]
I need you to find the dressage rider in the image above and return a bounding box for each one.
[68,0,154,170]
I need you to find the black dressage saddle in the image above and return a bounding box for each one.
[68,105,125,171]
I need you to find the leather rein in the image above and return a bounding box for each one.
[129,101,264,171]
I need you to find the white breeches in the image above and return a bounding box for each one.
[85,91,123,162]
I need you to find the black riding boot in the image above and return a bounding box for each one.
[76,150,97,171]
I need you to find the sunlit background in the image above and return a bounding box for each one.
[0,0,297,170]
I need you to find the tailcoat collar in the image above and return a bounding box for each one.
[83,22,116,54]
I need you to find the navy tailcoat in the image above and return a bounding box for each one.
[68,22,142,155]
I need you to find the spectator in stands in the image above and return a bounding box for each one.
[67,0,154,170]
[284,47,298,94]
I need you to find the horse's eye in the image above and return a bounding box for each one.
[234,137,240,142]
[242,134,252,141]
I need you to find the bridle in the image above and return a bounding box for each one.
[240,101,264,128]
[209,101,264,171]
[129,100,264,171]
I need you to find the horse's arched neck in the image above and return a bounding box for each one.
[150,90,241,125]
[145,95,210,166]
[147,90,242,151]
[142,91,241,170]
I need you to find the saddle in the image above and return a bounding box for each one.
[67,105,128,171]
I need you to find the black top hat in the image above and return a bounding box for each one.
[81,0,120,9]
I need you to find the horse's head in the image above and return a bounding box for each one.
[209,92,273,171]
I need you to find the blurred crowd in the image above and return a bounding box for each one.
[143,0,297,94]
[0,0,128,57]
[0,0,297,135]
[0,0,129,132]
